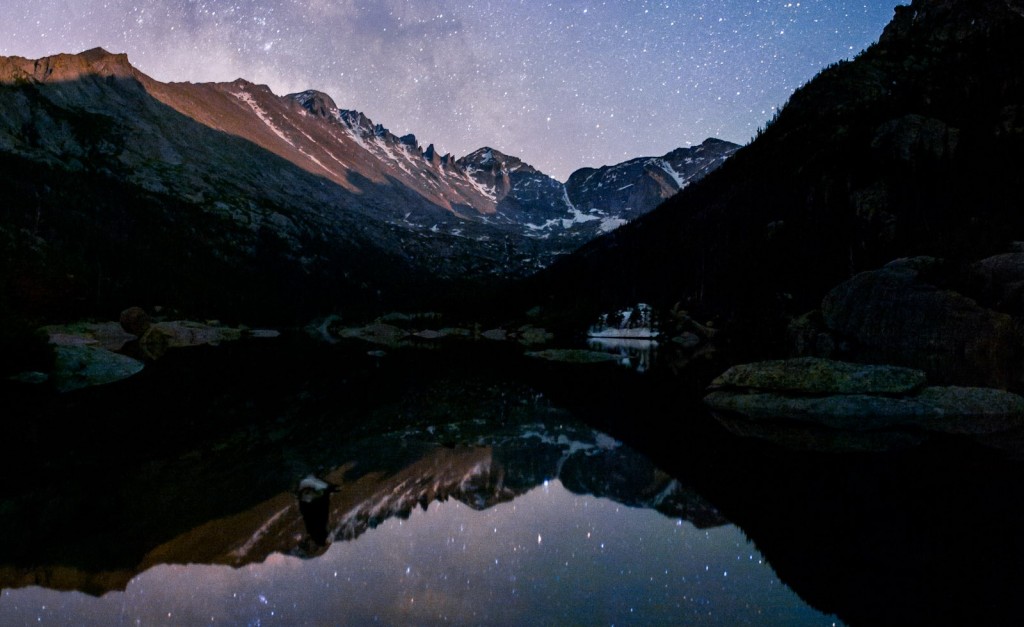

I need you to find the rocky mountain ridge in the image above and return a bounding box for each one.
[0,47,735,328]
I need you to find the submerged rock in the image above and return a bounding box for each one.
[525,349,620,364]
[713,411,927,453]
[333,323,408,347]
[8,371,49,385]
[515,325,554,345]
[140,321,243,359]
[481,328,507,341]
[705,386,1024,435]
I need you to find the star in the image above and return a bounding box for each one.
[0,1,896,179]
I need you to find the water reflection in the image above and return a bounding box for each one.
[586,337,657,372]
[1,480,836,625]
[0,368,840,626]
[20,339,1014,624]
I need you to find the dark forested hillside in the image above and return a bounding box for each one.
[527,0,1024,357]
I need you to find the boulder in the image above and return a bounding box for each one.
[139,321,243,358]
[710,357,926,395]
[333,323,408,347]
[43,322,137,351]
[52,345,145,393]
[969,253,1024,316]
[820,259,1022,388]
[786,310,835,358]
[119,306,152,337]
[672,332,702,350]
[516,325,553,345]
[705,357,1024,451]
[413,329,445,340]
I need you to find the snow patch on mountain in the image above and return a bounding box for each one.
[599,217,628,233]
[233,89,294,147]
[654,158,687,189]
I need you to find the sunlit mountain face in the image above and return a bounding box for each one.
[0,48,736,325]
[0,1,892,181]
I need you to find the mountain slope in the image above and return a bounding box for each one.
[0,48,735,328]
[528,0,1024,350]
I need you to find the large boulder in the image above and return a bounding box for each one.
[118,306,152,337]
[968,252,1024,316]
[820,258,1023,388]
[52,345,145,393]
[705,357,1024,451]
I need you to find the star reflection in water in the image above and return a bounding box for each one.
[0,477,837,626]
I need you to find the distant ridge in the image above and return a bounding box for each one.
[0,47,735,324]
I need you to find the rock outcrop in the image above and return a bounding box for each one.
[709,356,926,396]
[792,257,1024,389]
[705,358,1024,450]
[139,320,243,359]
[51,344,145,393]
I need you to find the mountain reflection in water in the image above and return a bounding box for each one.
[10,338,1024,624]
[1,479,831,625]
[0,340,842,624]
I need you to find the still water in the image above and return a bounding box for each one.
[2,336,1023,625]
[1,478,829,625]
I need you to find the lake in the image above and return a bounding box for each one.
[1,336,1022,625]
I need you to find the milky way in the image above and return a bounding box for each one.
[0,1,897,179]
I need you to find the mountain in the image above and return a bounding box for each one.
[528,0,1024,367]
[563,139,736,237]
[0,48,734,330]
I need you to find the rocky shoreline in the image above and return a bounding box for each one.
[705,357,1024,452]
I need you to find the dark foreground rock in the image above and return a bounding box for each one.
[52,345,145,393]
[705,386,1024,435]
[818,258,1023,388]
[39,314,278,391]
[139,320,244,359]
[709,357,927,395]
[705,357,1024,451]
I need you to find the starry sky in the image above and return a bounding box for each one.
[0,1,898,180]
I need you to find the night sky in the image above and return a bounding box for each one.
[0,1,898,180]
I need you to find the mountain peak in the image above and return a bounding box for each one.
[458,147,538,175]
[288,89,339,119]
[0,47,135,84]
[79,47,125,63]
[880,0,1024,44]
